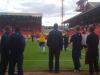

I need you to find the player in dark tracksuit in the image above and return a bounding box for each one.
[47,23,63,73]
[0,27,11,75]
[70,26,82,72]
[8,27,25,75]
[86,26,99,75]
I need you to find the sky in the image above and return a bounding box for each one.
[0,0,100,26]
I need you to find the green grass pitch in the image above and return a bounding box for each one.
[24,39,88,71]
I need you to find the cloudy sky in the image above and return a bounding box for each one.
[0,0,100,26]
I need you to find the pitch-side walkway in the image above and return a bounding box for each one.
[22,71,89,75]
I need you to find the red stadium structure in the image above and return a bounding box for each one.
[0,12,42,36]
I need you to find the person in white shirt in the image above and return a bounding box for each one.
[82,30,88,48]
[81,29,89,64]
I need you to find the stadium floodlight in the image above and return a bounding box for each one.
[61,0,64,26]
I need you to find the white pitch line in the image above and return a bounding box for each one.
[23,49,85,62]
[24,59,100,61]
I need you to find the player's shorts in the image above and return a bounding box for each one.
[39,42,45,47]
